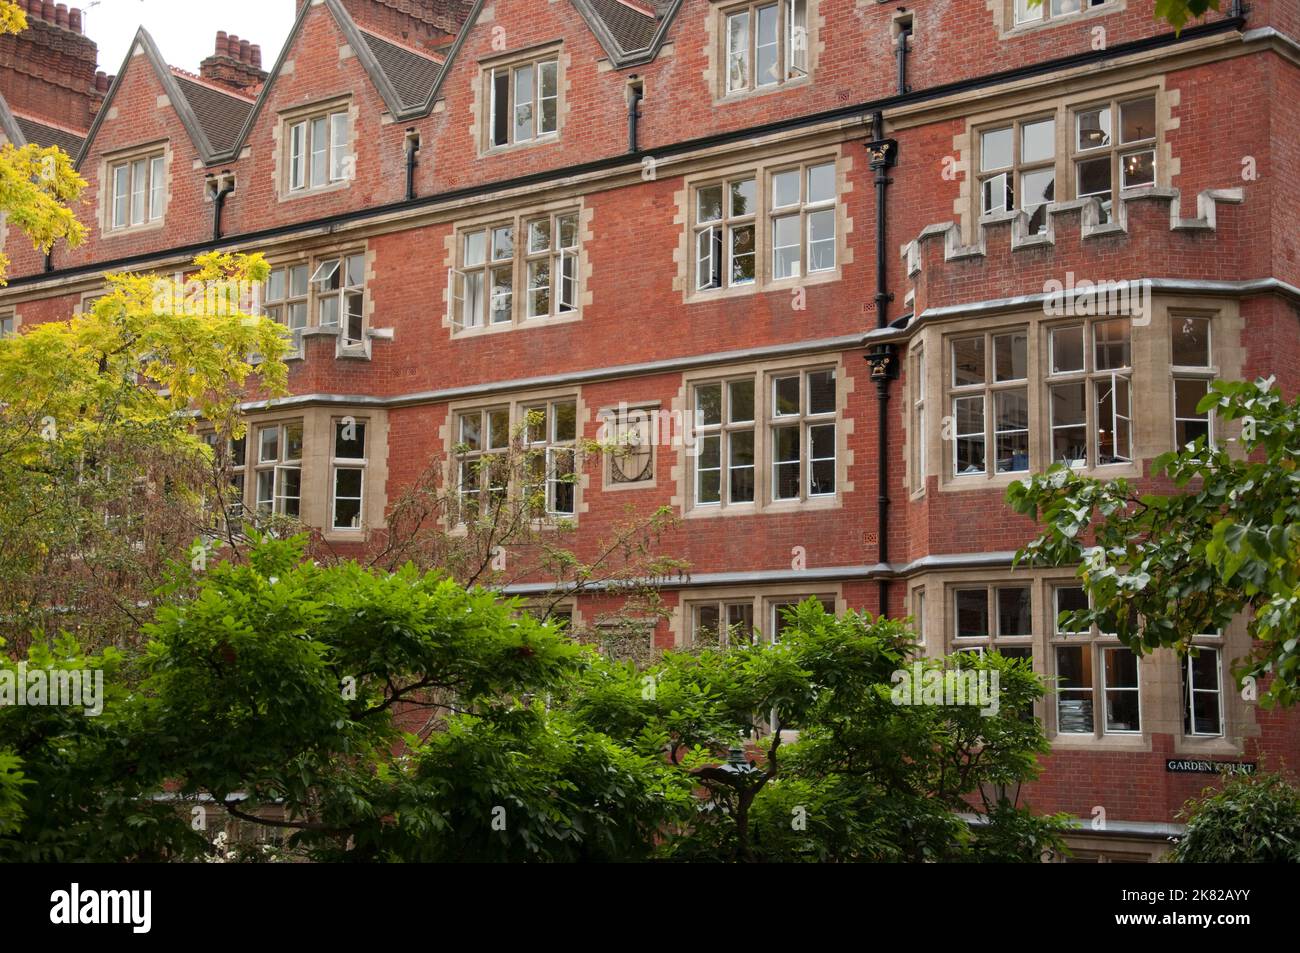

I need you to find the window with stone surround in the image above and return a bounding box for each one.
[264,252,366,353]
[107,149,165,231]
[950,584,1034,664]
[1047,318,1132,468]
[689,364,837,512]
[1182,639,1225,738]
[254,420,303,518]
[687,593,834,647]
[720,0,808,97]
[948,329,1030,478]
[693,158,837,293]
[450,210,579,331]
[1051,584,1141,737]
[453,398,578,522]
[969,90,1160,232]
[286,105,351,193]
[486,52,559,150]
[1014,0,1108,27]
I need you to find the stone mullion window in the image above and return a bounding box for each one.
[488,55,559,149]
[254,420,303,518]
[723,0,808,95]
[287,107,351,193]
[455,406,511,520]
[689,598,758,648]
[950,584,1034,662]
[1071,94,1157,222]
[1051,584,1141,737]
[1046,318,1132,469]
[263,263,309,351]
[910,346,926,491]
[976,114,1056,234]
[770,161,837,280]
[108,151,165,230]
[692,376,757,508]
[1014,0,1108,26]
[769,368,836,502]
[452,211,578,331]
[522,399,577,517]
[949,330,1029,478]
[695,176,757,291]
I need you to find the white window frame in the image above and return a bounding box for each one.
[109,152,165,230]
[1183,644,1225,738]
[488,55,560,149]
[723,0,808,96]
[287,107,351,193]
[331,418,368,531]
[254,421,303,518]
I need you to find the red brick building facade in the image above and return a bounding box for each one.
[2,0,1298,859]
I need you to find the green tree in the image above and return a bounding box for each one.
[0,252,290,650]
[1171,772,1300,863]
[1008,379,1300,707]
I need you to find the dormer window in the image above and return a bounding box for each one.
[724,0,807,96]
[487,54,560,149]
[108,151,165,230]
[1015,0,1107,26]
[287,106,351,192]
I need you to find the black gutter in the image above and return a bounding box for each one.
[0,13,1247,290]
[864,118,898,618]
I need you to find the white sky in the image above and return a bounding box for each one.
[80,0,298,76]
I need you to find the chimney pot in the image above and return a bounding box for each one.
[40,2,53,22]
[216,30,227,54]
[68,7,81,31]
[227,35,240,57]
[251,45,262,68]
[239,39,251,62]
[55,3,68,28]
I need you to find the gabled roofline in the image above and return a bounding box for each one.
[569,0,683,68]
[412,0,487,116]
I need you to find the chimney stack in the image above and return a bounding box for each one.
[199,29,269,95]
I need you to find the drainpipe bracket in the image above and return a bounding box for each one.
[865,137,897,170]
[865,343,899,384]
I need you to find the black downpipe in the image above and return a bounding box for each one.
[897,21,912,95]
[43,251,53,273]
[865,113,898,618]
[628,77,643,154]
[212,176,235,242]
[405,133,420,202]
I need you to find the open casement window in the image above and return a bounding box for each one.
[769,368,836,502]
[695,177,756,290]
[770,161,836,279]
[1171,315,1214,450]
[288,108,351,191]
[525,213,579,319]
[723,0,808,95]
[451,212,578,330]
[254,421,303,518]
[1051,585,1141,737]
[977,115,1056,234]
[109,153,165,230]
[949,330,1029,477]
[604,407,655,485]
[1047,318,1132,469]
[523,399,578,517]
[489,56,559,148]
[331,418,367,530]
[1183,642,1225,737]
[690,600,757,648]
[312,253,366,346]
[1014,0,1107,25]
[1072,94,1156,223]
[693,377,756,508]
[264,263,309,351]
[455,407,511,520]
